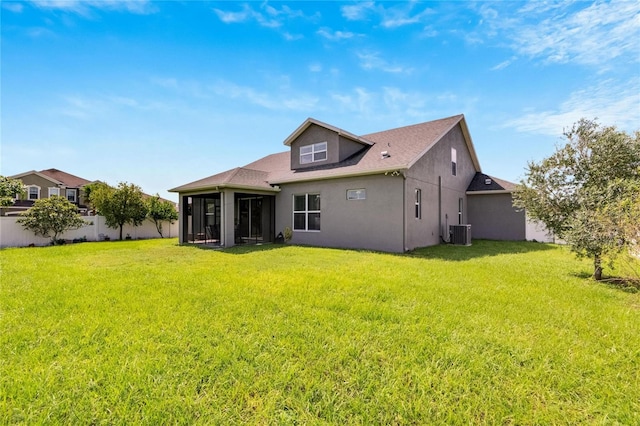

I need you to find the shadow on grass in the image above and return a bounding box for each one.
[571,271,640,293]
[406,239,556,261]
[181,242,290,255]
[181,239,557,260]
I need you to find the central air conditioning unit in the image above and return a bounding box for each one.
[450,224,472,246]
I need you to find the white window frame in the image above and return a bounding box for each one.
[26,185,41,201]
[415,188,421,219]
[66,188,77,203]
[293,193,321,232]
[300,141,327,164]
[48,187,60,197]
[347,189,366,200]
[451,147,457,176]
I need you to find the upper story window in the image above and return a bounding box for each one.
[451,148,457,176]
[48,187,60,197]
[66,189,77,203]
[27,185,40,200]
[300,142,327,164]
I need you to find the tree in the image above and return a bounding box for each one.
[0,175,24,207]
[82,181,110,213]
[90,182,148,240]
[146,194,178,237]
[17,196,87,244]
[513,119,640,280]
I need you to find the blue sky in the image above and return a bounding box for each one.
[2,1,639,201]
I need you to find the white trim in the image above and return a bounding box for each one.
[293,193,321,232]
[300,141,327,164]
[283,118,374,147]
[26,185,41,200]
[48,187,61,197]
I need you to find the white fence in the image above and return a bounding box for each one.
[0,216,179,248]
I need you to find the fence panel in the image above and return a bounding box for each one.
[0,216,178,248]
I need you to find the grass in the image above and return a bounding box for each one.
[1,239,639,424]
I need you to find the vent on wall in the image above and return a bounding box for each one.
[485,178,492,185]
[450,224,472,246]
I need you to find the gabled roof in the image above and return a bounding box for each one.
[270,114,479,184]
[466,172,517,194]
[9,168,92,187]
[170,167,278,193]
[171,114,482,192]
[283,117,374,147]
[39,169,92,188]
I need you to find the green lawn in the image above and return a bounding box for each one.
[1,239,638,424]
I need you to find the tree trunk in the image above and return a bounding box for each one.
[594,255,603,280]
[119,225,124,241]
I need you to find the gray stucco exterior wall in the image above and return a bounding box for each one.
[290,124,367,170]
[275,174,405,252]
[404,124,477,250]
[467,193,525,240]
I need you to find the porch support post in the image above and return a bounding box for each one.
[222,189,236,248]
[178,195,185,244]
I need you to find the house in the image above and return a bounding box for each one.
[467,173,555,243]
[3,169,93,216]
[170,114,528,252]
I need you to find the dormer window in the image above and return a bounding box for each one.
[300,141,327,164]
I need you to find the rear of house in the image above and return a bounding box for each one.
[171,114,529,252]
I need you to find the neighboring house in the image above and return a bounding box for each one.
[3,169,93,216]
[171,114,533,252]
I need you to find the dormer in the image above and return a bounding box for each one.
[284,118,374,170]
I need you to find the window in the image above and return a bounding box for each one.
[293,193,321,231]
[300,142,327,164]
[451,148,457,176]
[27,185,40,200]
[347,189,366,200]
[48,187,60,197]
[66,189,77,203]
[415,189,421,219]
[458,198,463,224]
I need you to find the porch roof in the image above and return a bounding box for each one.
[169,167,278,193]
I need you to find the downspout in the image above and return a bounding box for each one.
[403,174,407,252]
[438,176,443,242]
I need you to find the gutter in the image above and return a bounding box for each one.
[270,167,408,185]
[466,190,513,195]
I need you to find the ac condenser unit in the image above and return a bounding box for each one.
[450,224,472,246]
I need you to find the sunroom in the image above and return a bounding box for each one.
[170,168,279,247]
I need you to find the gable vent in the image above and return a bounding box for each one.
[485,178,492,185]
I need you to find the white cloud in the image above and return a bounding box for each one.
[317,27,357,41]
[2,2,24,13]
[309,63,322,73]
[341,1,376,20]
[505,78,640,135]
[491,56,517,71]
[213,3,311,31]
[478,1,640,67]
[29,0,156,16]
[356,51,412,74]
[211,80,319,112]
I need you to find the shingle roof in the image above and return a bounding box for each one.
[38,168,92,187]
[170,167,276,192]
[466,172,517,192]
[171,114,481,192]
